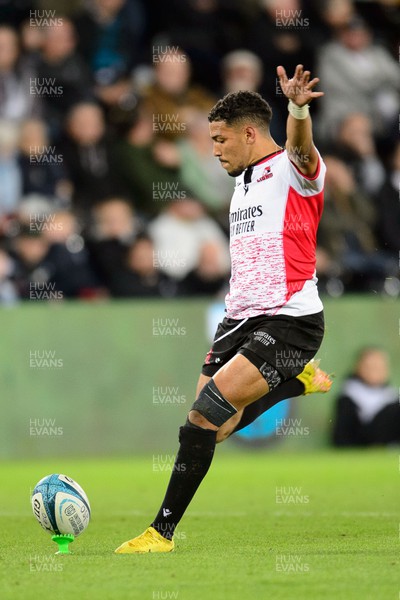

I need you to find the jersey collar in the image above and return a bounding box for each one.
[243,148,284,185]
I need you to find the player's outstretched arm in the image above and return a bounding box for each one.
[277,64,324,177]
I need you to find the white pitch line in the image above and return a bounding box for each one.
[273,511,398,518]
[2,510,397,518]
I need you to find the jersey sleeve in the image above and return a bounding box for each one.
[286,149,326,196]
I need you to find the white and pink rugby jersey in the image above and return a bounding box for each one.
[226,148,326,319]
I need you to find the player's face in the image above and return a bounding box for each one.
[209,121,250,177]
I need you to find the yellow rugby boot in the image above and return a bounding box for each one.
[115,526,174,554]
[297,359,333,395]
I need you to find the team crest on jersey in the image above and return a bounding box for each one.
[257,166,273,182]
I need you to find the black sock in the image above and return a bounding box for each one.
[233,377,304,433]
[151,422,217,540]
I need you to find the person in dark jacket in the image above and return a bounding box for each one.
[11,224,98,299]
[36,19,94,131]
[60,102,124,215]
[87,197,141,288]
[332,346,399,447]
[109,233,177,298]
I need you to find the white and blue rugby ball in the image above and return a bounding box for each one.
[31,474,91,537]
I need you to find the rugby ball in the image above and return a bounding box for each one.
[31,473,90,537]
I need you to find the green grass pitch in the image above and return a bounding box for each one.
[0,449,398,600]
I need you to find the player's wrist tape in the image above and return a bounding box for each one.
[288,100,309,120]
[191,379,237,427]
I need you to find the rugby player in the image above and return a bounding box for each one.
[115,64,332,553]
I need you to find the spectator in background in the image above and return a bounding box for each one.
[11,226,50,298]
[40,207,101,296]
[178,240,228,297]
[220,50,263,94]
[75,0,145,85]
[354,0,400,56]
[317,16,400,141]
[148,0,249,93]
[16,193,55,230]
[0,0,34,28]
[111,103,181,217]
[109,233,177,298]
[247,0,315,140]
[148,197,230,283]
[0,120,21,216]
[40,209,86,254]
[375,141,400,261]
[0,25,41,122]
[36,19,94,131]
[17,119,71,202]
[333,113,386,196]
[87,197,141,288]
[0,248,18,304]
[60,102,123,215]
[317,155,397,292]
[25,0,83,19]
[142,48,214,142]
[313,0,355,43]
[11,221,97,299]
[332,346,400,447]
[19,18,44,71]
[176,108,233,220]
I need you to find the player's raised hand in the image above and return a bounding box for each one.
[277,64,324,107]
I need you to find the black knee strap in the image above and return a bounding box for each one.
[191,379,237,427]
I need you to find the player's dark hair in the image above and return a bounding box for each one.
[208,91,272,131]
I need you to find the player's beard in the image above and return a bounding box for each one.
[227,165,245,177]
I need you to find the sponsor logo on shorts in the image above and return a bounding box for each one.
[253,331,276,346]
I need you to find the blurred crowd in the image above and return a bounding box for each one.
[0,0,398,302]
